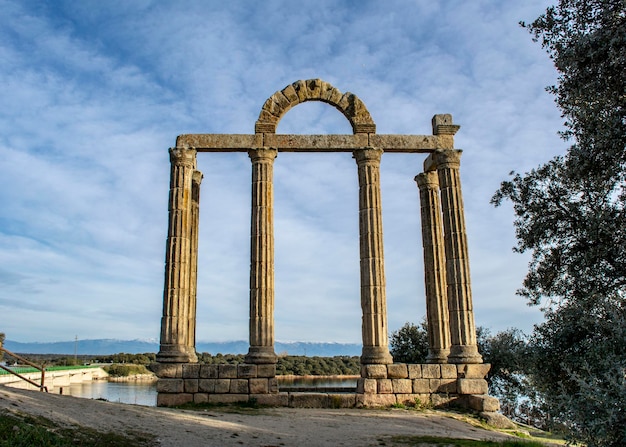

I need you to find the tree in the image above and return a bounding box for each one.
[492,1,626,445]
[389,321,429,363]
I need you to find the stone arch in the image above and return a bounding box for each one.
[255,78,376,134]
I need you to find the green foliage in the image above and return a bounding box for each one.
[104,364,150,377]
[275,355,360,376]
[389,435,548,446]
[389,321,428,363]
[493,1,626,445]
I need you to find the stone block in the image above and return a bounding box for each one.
[357,393,397,408]
[249,378,269,394]
[387,364,408,379]
[198,379,215,393]
[151,363,182,378]
[361,379,377,394]
[362,364,387,379]
[441,364,458,379]
[413,379,430,394]
[457,378,488,395]
[182,364,200,378]
[252,393,289,407]
[237,364,257,379]
[377,379,393,394]
[199,364,218,378]
[156,379,184,393]
[422,364,441,379]
[480,412,517,429]
[328,394,357,408]
[208,394,249,404]
[193,393,209,404]
[392,379,412,394]
[434,378,457,394]
[257,364,276,378]
[268,378,278,393]
[230,379,249,394]
[467,395,500,412]
[431,393,458,408]
[218,364,238,378]
[214,379,231,393]
[407,364,423,379]
[290,393,329,408]
[457,363,491,379]
[184,379,199,393]
[157,393,192,407]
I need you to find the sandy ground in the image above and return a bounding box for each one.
[1,385,521,447]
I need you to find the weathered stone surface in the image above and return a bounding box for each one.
[407,364,422,379]
[290,393,329,408]
[377,379,393,394]
[182,364,200,379]
[249,378,268,394]
[237,364,257,378]
[198,379,215,393]
[387,364,408,379]
[252,393,289,406]
[467,394,500,412]
[357,394,397,408]
[328,394,357,408]
[209,394,249,404]
[214,379,231,393]
[151,363,182,378]
[193,393,209,404]
[156,379,183,393]
[413,379,430,394]
[157,393,192,407]
[457,363,491,379]
[430,378,457,394]
[362,364,387,379]
[431,393,458,408]
[422,364,441,379]
[441,364,458,379]
[257,364,276,378]
[457,378,488,395]
[480,412,517,429]
[392,379,412,394]
[199,364,218,379]
[230,379,249,394]
[268,378,278,393]
[362,379,377,393]
[218,364,237,379]
[184,379,198,393]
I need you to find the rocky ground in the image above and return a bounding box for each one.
[1,385,546,446]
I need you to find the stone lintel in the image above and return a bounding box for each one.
[175,134,440,153]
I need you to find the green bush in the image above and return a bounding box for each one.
[104,364,150,377]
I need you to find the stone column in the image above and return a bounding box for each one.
[415,171,451,363]
[157,147,197,363]
[354,147,393,365]
[432,149,482,364]
[246,148,278,364]
[186,170,203,363]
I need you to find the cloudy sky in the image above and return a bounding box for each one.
[1,0,568,345]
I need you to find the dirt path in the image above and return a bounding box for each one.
[1,386,518,446]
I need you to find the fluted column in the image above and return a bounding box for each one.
[354,147,393,365]
[415,170,451,363]
[157,147,197,363]
[185,170,203,363]
[246,148,278,364]
[433,149,482,364]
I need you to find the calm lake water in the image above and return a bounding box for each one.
[63,376,359,407]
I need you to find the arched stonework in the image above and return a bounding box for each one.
[255,78,376,134]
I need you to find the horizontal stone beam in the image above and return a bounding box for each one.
[175,134,445,153]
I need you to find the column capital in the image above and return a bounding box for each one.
[248,147,278,162]
[169,147,197,168]
[353,147,383,164]
[414,170,439,189]
[192,170,204,185]
[425,149,462,171]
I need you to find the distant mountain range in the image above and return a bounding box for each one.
[4,339,361,357]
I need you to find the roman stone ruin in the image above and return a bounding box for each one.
[153,79,498,413]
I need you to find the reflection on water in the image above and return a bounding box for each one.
[66,381,157,407]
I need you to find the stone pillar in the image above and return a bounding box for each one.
[354,147,393,365]
[157,147,197,363]
[186,170,203,363]
[432,149,482,364]
[415,171,451,363]
[246,148,278,364]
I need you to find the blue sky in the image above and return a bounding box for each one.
[0,0,568,344]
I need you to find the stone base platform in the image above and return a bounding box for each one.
[152,362,499,412]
